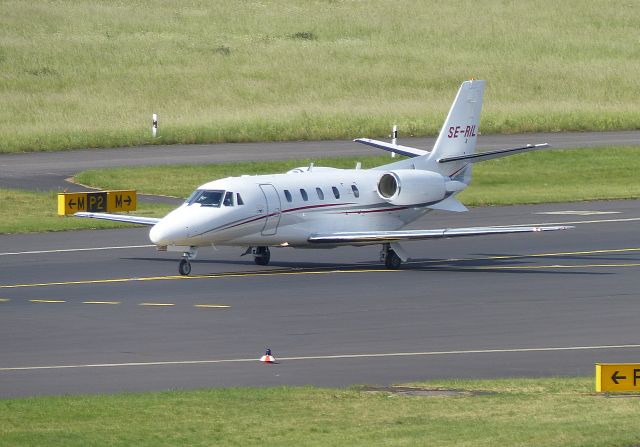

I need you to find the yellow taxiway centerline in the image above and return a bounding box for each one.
[0,268,394,289]
[83,301,121,305]
[194,304,231,309]
[29,299,66,303]
[139,303,175,307]
[1,247,639,290]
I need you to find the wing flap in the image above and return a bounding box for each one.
[308,225,571,244]
[75,212,160,226]
[353,138,428,158]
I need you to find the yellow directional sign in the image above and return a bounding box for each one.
[596,363,640,392]
[58,192,88,215]
[107,190,137,212]
[57,190,136,215]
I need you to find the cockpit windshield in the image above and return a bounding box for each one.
[186,189,225,207]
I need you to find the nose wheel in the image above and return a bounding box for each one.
[179,259,191,276]
[178,247,197,276]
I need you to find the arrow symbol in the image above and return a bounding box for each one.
[124,196,132,206]
[68,199,76,208]
[611,371,627,384]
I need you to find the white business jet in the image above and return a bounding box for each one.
[77,79,569,275]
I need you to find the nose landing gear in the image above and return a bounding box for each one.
[178,247,198,276]
[179,259,191,276]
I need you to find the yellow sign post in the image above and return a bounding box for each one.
[57,191,136,216]
[595,363,640,392]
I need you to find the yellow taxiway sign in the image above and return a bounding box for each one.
[58,190,136,215]
[596,363,640,392]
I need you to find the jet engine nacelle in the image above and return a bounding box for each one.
[377,170,447,206]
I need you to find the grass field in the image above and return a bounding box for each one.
[0,377,638,446]
[1,0,639,153]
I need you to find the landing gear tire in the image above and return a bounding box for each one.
[179,259,192,276]
[254,246,271,266]
[384,250,402,269]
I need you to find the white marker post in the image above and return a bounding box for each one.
[391,124,397,158]
[152,113,158,138]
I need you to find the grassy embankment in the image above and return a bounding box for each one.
[1,0,639,153]
[2,146,638,234]
[1,377,639,446]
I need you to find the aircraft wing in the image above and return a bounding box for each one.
[308,225,571,244]
[353,138,428,158]
[75,212,160,226]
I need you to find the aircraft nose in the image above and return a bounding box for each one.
[149,220,187,246]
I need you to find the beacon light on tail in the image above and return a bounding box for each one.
[76,80,571,275]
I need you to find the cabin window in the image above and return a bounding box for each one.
[223,191,234,206]
[188,189,224,207]
[316,187,324,200]
[284,190,292,202]
[332,186,340,199]
[351,184,360,198]
[300,189,309,201]
[236,193,244,205]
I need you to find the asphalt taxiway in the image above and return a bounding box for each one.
[2,199,639,397]
[2,131,639,193]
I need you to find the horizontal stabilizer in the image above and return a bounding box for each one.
[353,138,428,158]
[438,143,550,164]
[75,212,160,226]
[308,225,572,245]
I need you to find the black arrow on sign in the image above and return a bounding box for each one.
[68,199,76,208]
[611,371,627,384]
[124,196,132,206]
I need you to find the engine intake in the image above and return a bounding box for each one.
[377,170,447,206]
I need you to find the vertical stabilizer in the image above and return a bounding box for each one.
[427,80,485,178]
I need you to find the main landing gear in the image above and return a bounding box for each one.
[241,246,272,266]
[253,246,271,266]
[178,247,197,276]
[380,243,402,269]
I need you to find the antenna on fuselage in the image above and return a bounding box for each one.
[307,162,314,172]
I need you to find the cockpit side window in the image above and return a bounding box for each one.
[236,193,244,205]
[223,191,234,206]
[188,189,224,207]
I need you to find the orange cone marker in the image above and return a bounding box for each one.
[260,348,276,364]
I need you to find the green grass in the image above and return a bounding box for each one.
[75,146,640,205]
[0,377,638,446]
[1,0,639,153]
[0,189,174,234]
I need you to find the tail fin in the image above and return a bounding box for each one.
[427,79,485,178]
